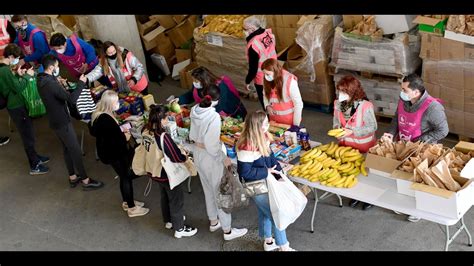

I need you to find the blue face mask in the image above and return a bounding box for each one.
[400,91,411,101]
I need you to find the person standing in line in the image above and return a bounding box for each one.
[37,54,103,190]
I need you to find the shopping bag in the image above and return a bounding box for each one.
[217,166,249,213]
[23,78,46,118]
[160,133,191,190]
[132,143,147,176]
[267,172,308,230]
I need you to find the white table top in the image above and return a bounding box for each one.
[290,172,464,226]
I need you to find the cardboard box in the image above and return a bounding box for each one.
[366,153,402,178]
[413,16,448,36]
[297,15,318,27]
[420,33,474,61]
[179,62,199,89]
[137,18,160,37]
[375,15,417,35]
[440,86,464,112]
[150,15,177,29]
[267,15,301,28]
[391,170,416,197]
[464,90,474,113]
[151,32,175,60]
[445,30,474,45]
[175,49,192,63]
[455,141,474,154]
[274,27,298,52]
[167,18,195,48]
[342,15,363,31]
[142,26,166,51]
[412,177,474,219]
[172,59,191,80]
[446,109,465,135]
[424,82,440,98]
[464,114,474,139]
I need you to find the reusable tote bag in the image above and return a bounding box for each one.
[160,133,191,190]
[267,172,308,230]
[23,77,46,117]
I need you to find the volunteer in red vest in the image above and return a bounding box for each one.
[333,75,377,211]
[333,75,377,153]
[383,74,448,223]
[176,66,247,118]
[243,16,277,110]
[85,41,149,95]
[11,15,49,66]
[261,58,303,126]
[0,18,16,58]
[49,32,98,81]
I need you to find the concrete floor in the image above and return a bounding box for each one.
[0,78,471,251]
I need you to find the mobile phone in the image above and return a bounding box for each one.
[120,122,132,132]
[273,172,282,180]
[20,62,32,70]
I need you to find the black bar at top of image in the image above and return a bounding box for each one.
[2,0,474,14]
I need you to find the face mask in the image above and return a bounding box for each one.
[11,58,19,65]
[56,47,66,54]
[114,101,120,111]
[193,81,202,89]
[244,30,250,37]
[107,53,117,60]
[400,91,411,101]
[264,74,274,82]
[53,67,60,77]
[262,124,270,133]
[21,23,28,30]
[211,100,219,107]
[338,92,350,102]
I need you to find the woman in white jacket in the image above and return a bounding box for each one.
[189,95,248,241]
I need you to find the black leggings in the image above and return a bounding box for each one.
[254,84,265,110]
[158,181,185,230]
[53,123,87,178]
[8,106,39,168]
[110,157,135,208]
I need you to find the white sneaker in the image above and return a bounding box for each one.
[122,201,145,211]
[209,221,222,232]
[264,239,279,252]
[223,228,248,241]
[127,206,150,217]
[279,242,297,251]
[408,215,421,222]
[174,225,198,239]
[165,216,186,229]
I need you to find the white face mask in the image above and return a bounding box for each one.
[400,91,411,101]
[114,101,120,111]
[244,30,250,37]
[11,57,19,65]
[264,74,274,82]
[338,92,350,102]
[211,100,219,107]
[53,67,60,77]
[193,81,202,89]
[262,119,270,133]
[56,47,66,54]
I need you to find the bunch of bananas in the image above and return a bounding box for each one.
[288,142,368,189]
[327,128,346,138]
[199,15,250,38]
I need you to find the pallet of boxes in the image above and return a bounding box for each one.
[193,15,252,96]
[136,15,198,85]
[417,15,474,140]
[271,15,337,111]
[331,15,422,119]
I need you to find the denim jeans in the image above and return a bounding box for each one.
[252,193,288,246]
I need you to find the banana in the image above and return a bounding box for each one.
[339,146,352,158]
[344,150,361,157]
[299,161,312,172]
[322,159,334,168]
[326,171,340,183]
[315,153,328,162]
[332,176,348,186]
[326,143,339,155]
[341,163,355,173]
[309,176,319,183]
[317,168,330,179]
[342,154,363,162]
[321,169,334,180]
[310,162,323,174]
[334,146,344,158]
[333,159,342,168]
[347,168,360,176]
[361,161,368,176]
[302,148,318,159]
[346,177,358,188]
[327,128,344,136]
[318,143,331,152]
[336,183,345,188]
[337,163,352,171]
[334,131,346,138]
[343,175,355,187]
[309,149,322,159]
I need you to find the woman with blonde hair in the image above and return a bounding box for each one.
[89,90,149,217]
[261,58,303,126]
[236,110,296,251]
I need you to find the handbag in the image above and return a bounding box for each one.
[160,133,191,190]
[217,166,249,213]
[22,77,46,118]
[241,178,268,198]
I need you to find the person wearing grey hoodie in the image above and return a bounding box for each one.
[189,95,248,241]
[382,73,448,223]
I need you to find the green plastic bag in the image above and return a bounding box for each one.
[22,78,46,118]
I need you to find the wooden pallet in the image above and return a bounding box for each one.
[303,102,333,114]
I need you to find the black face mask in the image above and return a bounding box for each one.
[107,53,117,60]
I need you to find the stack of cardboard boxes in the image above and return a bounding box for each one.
[136,15,197,76]
[265,15,302,52]
[420,33,474,138]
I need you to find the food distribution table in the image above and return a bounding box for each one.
[289,172,473,251]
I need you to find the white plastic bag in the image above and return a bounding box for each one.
[267,173,308,230]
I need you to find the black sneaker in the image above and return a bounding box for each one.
[38,155,50,165]
[30,163,49,175]
[69,176,84,188]
[82,178,104,191]
[174,225,198,238]
[0,136,10,146]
